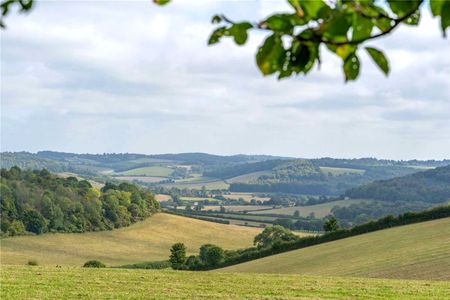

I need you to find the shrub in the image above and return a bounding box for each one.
[27,260,38,266]
[83,260,106,268]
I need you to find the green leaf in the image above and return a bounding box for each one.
[441,0,450,36]
[365,47,389,75]
[153,0,170,6]
[290,42,311,73]
[229,22,252,45]
[352,14,373,41]
[299,0,327,19]
[208,26,227,45]
[402,10,420,25]
[430,0,443,16]
[374,16,392,32]
[327,44,357,60]
[387,0,419,17]
[343,53,360,81]
[323,13,351,40]
[256,34,286,75]
[265,14,294,33]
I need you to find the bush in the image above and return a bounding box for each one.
[27,260,38,266]
[83,260,106,268]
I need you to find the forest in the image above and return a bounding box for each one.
[0,167,159,236]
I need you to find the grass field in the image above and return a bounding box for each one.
[226,171,271,183]
[220,218,450,280]
[250,199,370,218]
[2,266,449,299]
[180,196,219,202]
[118,166,173,177]
[114,176,166,183]
[202,205,272,212]
[319,166,365,175]
[223,192,270,202]
[155,194,171,202]
[0,213,260,267]
[162,179,229,189]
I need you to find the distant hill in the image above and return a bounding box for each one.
[219,217,450,280]
[345,165,450,203]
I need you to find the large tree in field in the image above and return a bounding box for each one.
[2,0,449,81]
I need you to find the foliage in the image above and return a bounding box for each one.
[118,260,171,270]
[345,165,450,203]
[323,216,340,232]
[27,260,38,266]
[83,260,106,268]
[253,225,298,248]
[199,244,225,266]
[169,243,187,270]
[0,167,159,236]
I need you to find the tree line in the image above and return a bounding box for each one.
[0,167,159,236]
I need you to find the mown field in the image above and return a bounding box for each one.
[319,166,365,175]
[220,218,450,280]
[161,179,229,189]
[2,266,449,300]
[0,213,260,267]
[117,166,173,176]
[223,192,270,202]
[250,199,370,218]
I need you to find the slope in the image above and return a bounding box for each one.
[219,217,450,280]
[0,213,261,267]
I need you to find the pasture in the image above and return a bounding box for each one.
[223,192,270,202]
[2,266,449,299]
[220,218,450,280]
[114,176,166,183]
[0,213,260,267]
[117,166,173,177]
[319,166,365,175]
[250,199,370,218]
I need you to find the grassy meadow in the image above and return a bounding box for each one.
[0,213,260,267]
[2,266,449,300]
[118,166,173,176]
[250,199,371,218]
[220,218,450,280]
[319,166,365,175]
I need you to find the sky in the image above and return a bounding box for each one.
[1,0,449,160]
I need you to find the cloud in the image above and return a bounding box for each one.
[1,1,449,160]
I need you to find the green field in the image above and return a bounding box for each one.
[180,196,219,202]
[319,166,366,175]
[114,176,166,183]
[0,213,260,267]
[118,166,173,177]
[223,192,270,202]
[2,266,449,299]
[226,171,271,183]
[220,218,450,280]
[250,199,370,218]
[162,179,229,189]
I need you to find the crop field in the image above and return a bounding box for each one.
[180,197,219,202]
[114,176,166,183]
[2,266,449,300]
[0,213,260,267]
[155,194,171,202]
[223,192,271,202]
[319,166,366,175]
[162,179,229,189]
[202,205,272,213]
[250,199,370,218]
[220,218,450,280]
[117,166,173,177]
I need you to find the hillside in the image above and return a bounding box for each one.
[3,266,449,300]
[0,213,261,266]
[345,165,450,203]
[219,218,450,280]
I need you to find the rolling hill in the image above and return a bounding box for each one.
[0,213,261,266]
[219,217,450,280]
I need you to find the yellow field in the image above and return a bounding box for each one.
[0,213,261,267]
[220,218,450,280]
[224,192,270,202]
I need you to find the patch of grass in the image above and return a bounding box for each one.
[119,166,173,177]
[114,176,167,183]
[1,213,261,267]
[319,166,365,175]
[2,266,449,299]
[223,193,270,202]
[250,199,371,218]
[220,218,450,280]
[162,179,229,190]
[26,260,38,266]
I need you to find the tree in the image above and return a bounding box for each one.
[155,0,449,82]
[253,225,298,248]
[323,216,340,232]
[293,210,300,218]
[169,242,187,269]
[199,244,225,267]
[21,208,47,234]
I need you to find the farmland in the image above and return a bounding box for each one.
[220,218,450,280]
[116,166,173,177]
[319,166,365,175]
[0,213,260,267]
[2,266,449,300]
[250,199,371,218]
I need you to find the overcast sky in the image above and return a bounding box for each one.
[1,0,449,160]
